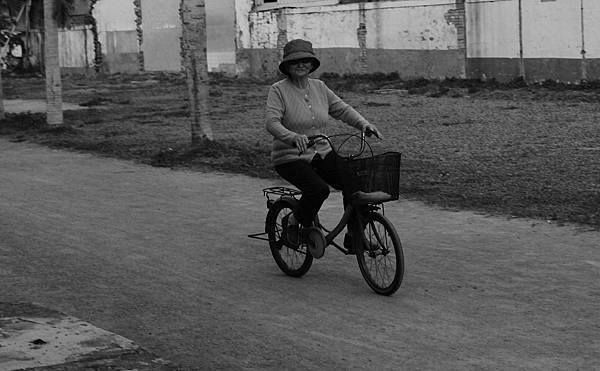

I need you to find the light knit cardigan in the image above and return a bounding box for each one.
[266,78,369,165]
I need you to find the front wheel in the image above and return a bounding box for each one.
[356,212,404,295]
[266,199,313,277]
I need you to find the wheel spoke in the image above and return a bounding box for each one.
[356,212,403,295]
[267,204,312,277]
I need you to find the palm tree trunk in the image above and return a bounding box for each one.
[0,66,4,120]
[180,0,213,145]
[23,0,32,71]
[0,0,8,119]
[44,0,63,125]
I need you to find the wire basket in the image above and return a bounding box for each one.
[337,151,401,201]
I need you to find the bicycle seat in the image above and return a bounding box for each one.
[351,191,394,205]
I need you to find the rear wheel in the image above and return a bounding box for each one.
[266,200,313,277]
[356,212,404,295]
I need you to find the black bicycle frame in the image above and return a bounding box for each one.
[304,132,376,254]
[314,201,373,254]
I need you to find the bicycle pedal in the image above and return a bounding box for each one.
[304,226,326,259]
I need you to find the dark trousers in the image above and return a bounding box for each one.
[275,152,350,228]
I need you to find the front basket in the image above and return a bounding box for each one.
[339,151,401,201]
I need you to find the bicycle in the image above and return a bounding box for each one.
[252,132,404,295]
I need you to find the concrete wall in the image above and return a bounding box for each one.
[92,0,138,73]
[235,0,466,79]
[140,0,236,73]
[466,0,600,82]
[584,0,600,79]
[59,27,95,69]
[206,0,236,73]
[140,0,181,72]
[57,0,235,74]
[50,0,598,82]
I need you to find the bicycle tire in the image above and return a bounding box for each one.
[356,212,404,295]
[266,199,313,277]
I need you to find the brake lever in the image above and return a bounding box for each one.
[364,128,380,139]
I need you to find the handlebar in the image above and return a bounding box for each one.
[307,127,378,147]
[306,130,377,159]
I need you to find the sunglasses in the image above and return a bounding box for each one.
[288,58,314,66]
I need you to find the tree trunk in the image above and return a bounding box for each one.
[0,0,9,119]
[44,0,63,125]
[23,0,32,71]
[180,0,213,145]
[0,65,4,120]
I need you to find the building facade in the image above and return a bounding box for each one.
[466,0,600,82]
[8,0,598,82]
[236,0,600,82]
[234,0,466,79]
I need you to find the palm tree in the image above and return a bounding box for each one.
[44,0,63,125]
[0,0,12,120]
[0,65,4,120]
[180,0,213,145]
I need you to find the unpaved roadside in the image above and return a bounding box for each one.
[1,138,599,370]
[2,74,600,228]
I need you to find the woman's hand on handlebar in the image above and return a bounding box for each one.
[363,123,383,139]
[293,134,309,154]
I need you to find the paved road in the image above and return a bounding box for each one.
[1,138,599,370]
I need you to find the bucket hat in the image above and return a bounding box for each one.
[278,39,321,75]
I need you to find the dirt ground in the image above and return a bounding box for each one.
[1,72,599,231]
[1,138,599,369]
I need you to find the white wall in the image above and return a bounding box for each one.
[93,0,136,32]
[522,0,581,59]
[92,0,136,57]
[248,10,280,49]
[362,1,458,50]
[234,0,253,50]
[466,0,599,60]
[140,0,181,72]
[59,28,95,68]
[583,0,600,59]
[142,0,235,72]
[466,0,519,58]
[285,7,358,47]
[77,0,236,72]
[243,0,460,50]
[207,0,236,68]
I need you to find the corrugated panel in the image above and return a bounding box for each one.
[59,28,95,68]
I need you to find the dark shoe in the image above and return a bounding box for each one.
[300,227,311,242]
[282,213,300,247]
[344,233,355,255]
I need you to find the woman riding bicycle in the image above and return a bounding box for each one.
[266,39,382,249]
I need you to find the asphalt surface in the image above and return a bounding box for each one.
[1,138,599,370]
